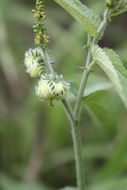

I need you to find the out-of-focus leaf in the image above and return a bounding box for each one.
[83,87,123,132]
[43,143,109,173]
[91,45,127,109]
[60,187,77,190]
[84,81,112,97]
[96,124,127,180]
[70,81,78,96]
[88,177,127,190]
[71,73,112,97]
[0,175,51,190]
[55,0,101,37]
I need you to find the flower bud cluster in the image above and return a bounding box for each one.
[24,48,69,102]
[36,74,70,101]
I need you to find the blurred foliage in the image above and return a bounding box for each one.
[0,0,127,190]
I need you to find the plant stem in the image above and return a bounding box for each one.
[44,49,84,189]
[71,121,85,190]
[74,8,110,121]
[44,51,74,121]
[93,8,111,44]
[62,99,75,126]
[44,7,110,190]
[71,8,111,190]
[74,51,92,120]
[62,100,84,190]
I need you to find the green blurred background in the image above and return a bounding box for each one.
[0,0,127,189]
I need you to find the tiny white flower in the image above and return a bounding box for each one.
[24,48,45,78]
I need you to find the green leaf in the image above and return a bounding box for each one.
[97,125,127,180]
[84,80,112,97]
[55,0,101,37]
[83,88,121,132]
[91,45,127,109]
[88,177,127,190]
[0,175,51,190]
[70,81,78,96]
[60,187,77,190]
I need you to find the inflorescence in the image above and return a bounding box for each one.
[24,0,69,105]
[32,0,49,48]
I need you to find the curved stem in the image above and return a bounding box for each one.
[44,51,74,123]
[62,100,84,190]
[62,99,74,125]
[44,49,85,189]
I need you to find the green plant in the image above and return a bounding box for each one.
[24,0,127,190]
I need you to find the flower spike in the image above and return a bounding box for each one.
[33,0,49,49]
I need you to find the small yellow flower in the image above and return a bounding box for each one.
[43,34,49,44]
[33,10,40,18]
[35,32,42,46]
[41,12,46,20]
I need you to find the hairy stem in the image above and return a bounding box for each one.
[71,122,85,190]
[74,51,92,120]
[93,8,111,44]
[62,100,85,190]
[74,8,110,122]
[72,8,110,190]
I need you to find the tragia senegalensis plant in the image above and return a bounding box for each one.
[24,0,127,189]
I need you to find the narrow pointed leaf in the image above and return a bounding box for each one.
[55,0,101,37]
